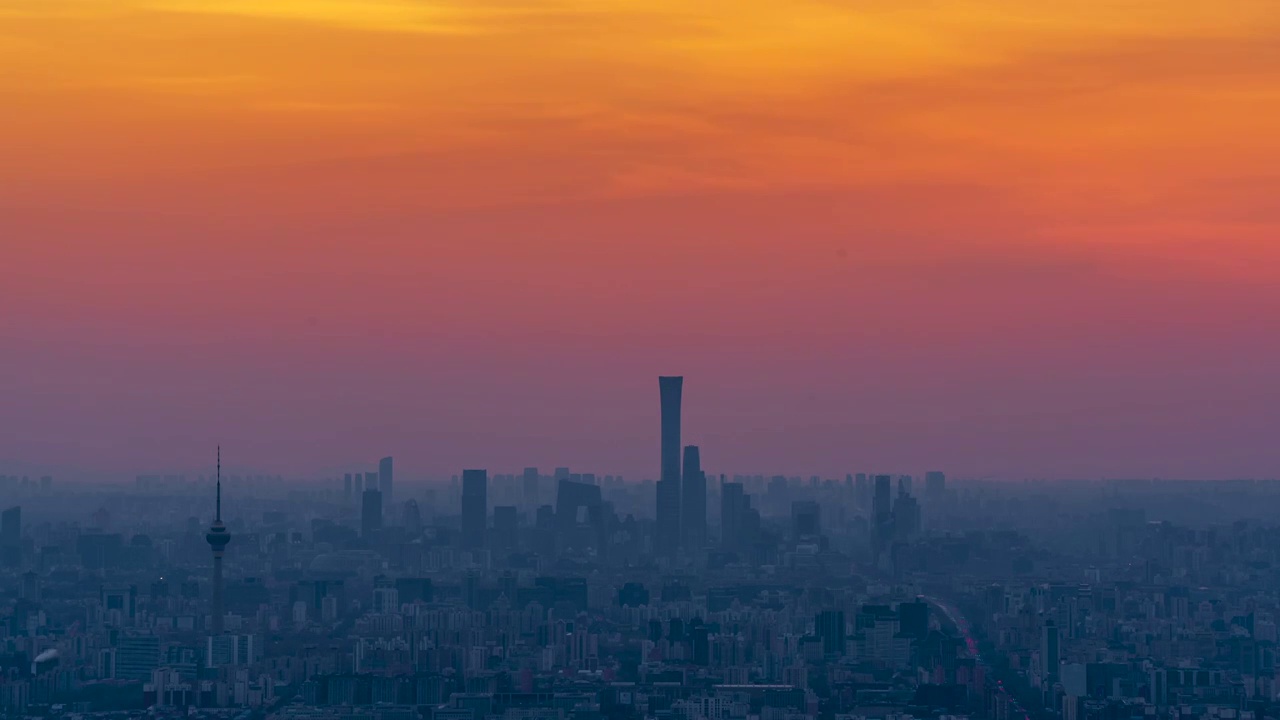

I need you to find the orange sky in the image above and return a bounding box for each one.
[2,0,1280,479]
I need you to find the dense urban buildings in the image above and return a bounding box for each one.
[3,378,1279,720]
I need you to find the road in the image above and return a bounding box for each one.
[922,595,1033,720]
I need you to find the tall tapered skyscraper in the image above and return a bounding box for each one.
[205,447,231,635]
[656,376,683,556]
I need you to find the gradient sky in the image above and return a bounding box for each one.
[3,0,1280,481]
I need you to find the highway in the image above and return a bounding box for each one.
[923,595,1034,720]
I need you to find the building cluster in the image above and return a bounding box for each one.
[2,381,1279,720]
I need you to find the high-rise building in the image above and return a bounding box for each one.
[925,471,946,499]
[1042,621,1061,682]
[461,469,488,549]
[205,449,231,635]
[343,474,353,501]
[361,489,383,539]
[364,472,377,499]
[815,610,845,657]
[681,445,707,550]
[899,599,929,638]
[115,635,160,681]
[1,505,20,569]
[791,500,821,540]
[379,457,394,507]
[522,467,540,507]
[720,482,747,550]
[873,474,893,554]
[402,499,422,535]
[894,481,921,540]
[656,376,683,557]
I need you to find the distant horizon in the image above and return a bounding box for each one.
[5,1,1280,482]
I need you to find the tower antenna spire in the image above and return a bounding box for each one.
[216,445,221,522]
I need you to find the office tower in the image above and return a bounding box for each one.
[894,481,921,540]
[720,483,745,549]
[925,471,946,499]
[522,467,540,507]
[791,500,821,539]
[361,488,383,539]
[492,505,518,551]
[855,473,869,506]
[115,635,161,681]
[815,610,845,656]
[205,448,231,635]
[354,473,363,494]
[461,469,488,549]
[873,474,893,553]
[554,467,571,482]
[1042,621,1061,682]
[681,445,707,550]
[363,472,377,499]
[343,474,353,501]
[379,456,394,506]
[656,376,683,556]
[899,599,929,637]
[1,505,20,569]
[555,479,606,553]
[403,499,422,535]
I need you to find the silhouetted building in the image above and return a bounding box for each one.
[522,467,540,506]
[1042,620,1061,682]
[361,489,383,539]
[816,610,845,656]
[656,376,683,557]
[379,456,394,507]
[925,470,946,499]
[873,474,893,554]
[205,449,231,635]
[721,482,747,549]
[403,499,422,535]
[894,480,921,540]
[555,479,606,554]
[682,445,707,550]
[363,472,377,501]
[791,500,821,540]
[343,473,353,501]
[900,599,929,638]
[461,469,488,549]
[1,505,20,569]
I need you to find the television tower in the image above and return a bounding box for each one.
[205,446,231,635]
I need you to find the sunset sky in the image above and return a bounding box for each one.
[3,0,1279,481]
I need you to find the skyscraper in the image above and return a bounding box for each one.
[791,500,821,539]
[205,448,231,635]
[873,474,893,554]
[1,505,21,569]
[361,488,383,539]
[1042,621,1061,682]
[461,469,488,549]
[522,467,540,507]
[720,482,742,549]
[925,471,946,500]
[343,473,353,501]
[656,376,683,556]
[379,457,394,507]
[681,445,707,550]
[815,610,845,657]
